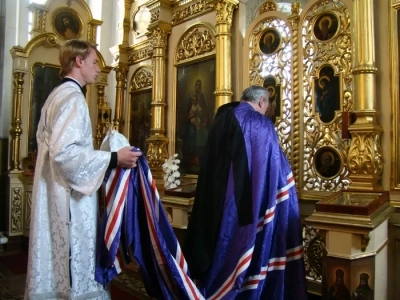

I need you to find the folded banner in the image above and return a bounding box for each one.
[95,131,306,300]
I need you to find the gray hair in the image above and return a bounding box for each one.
[240,85,269,104]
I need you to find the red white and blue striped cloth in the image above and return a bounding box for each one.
[95,129,306,299]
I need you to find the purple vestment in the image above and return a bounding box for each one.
[95,103,307,299]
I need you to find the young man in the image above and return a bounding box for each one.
[25,39,141,299]
[183,85,307,299]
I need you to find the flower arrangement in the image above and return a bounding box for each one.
[162,154,181,189]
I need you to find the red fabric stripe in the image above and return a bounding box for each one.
[287,248,303,257]
[105,177,129,243]
[268,260,286,267]
[106,168,121,206]
[212,253,252,300]
[140,172,201,300]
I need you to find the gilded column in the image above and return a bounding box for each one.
[288,1,301,188]
[348,0,383,191]
[95,83,112,149]
[214,0,238,110]
[113,65,128,132]
[9,72,25,171]
[8,50,28,237]
[146,24,171,180]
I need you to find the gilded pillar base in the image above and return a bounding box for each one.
[347,111,383,191]
[146,135,169,192]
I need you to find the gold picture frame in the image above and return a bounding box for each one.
[390,1,400,196]
[313,11,340,42]
[259,28,281,55]
[52,7,83,41]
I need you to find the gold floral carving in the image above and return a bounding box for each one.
[11,187,22,233]
[149,28,169,48]
[36,10,47,31]
[248,18,292,161]
[172,0,214,25]
[259,1,277,14]
[176,27,215,62]
[302,1,352,192]
[131,66,153,91]
[348,132,383,176]
[146,137,169,170]
[215,0,237,25]
[28,4,48,32]
[128,48,152,64]
[151,9,160,23]
[303,225,324,282]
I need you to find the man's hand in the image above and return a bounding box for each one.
[117,146,142,168]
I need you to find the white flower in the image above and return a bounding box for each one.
[163,154,182,189]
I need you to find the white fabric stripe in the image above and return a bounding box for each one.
[146,170,160,220]
[240,284,258,291]
[286,245,303,255]
[113,257,121,274]
[170,253,204,300]
[268,264,286,271]
[139,165,177,298]
[105,170,130,249]
[240,266,268,292]
[286,253,303,262]
[210,247,254,300]
[175,243,188,273]
[268,257,286,264]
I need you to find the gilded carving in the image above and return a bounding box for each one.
[302,1,352,192]
[147,137,169,170]
[303,225,324,282]
[128,48,152,64]
[248,18,293,160]
[348,132,383,176]
[115,67,128,85]
[215,0,237,25]
[149,28,169,48]
[360,233,370,252]
[36,10,47,32]
[176,26,216,62]
[11,187,22,233]
[87,23,97,44]
[259,1,277,14]
[28,4,48,33]
[288,4,301,185]
[172,0,214,25]
[151,9,160,23]
[131,66,153,90]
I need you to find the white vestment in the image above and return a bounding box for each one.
[25,82,111,300]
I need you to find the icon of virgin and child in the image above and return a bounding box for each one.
[181,79,210,174]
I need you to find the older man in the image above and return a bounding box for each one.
[184,85,307,299]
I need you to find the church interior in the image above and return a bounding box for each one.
[0,0,400,299]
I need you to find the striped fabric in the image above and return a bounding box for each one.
[95,157,306,299]
[95,127,306,299]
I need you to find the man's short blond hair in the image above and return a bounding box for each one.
[59,39,96,78]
